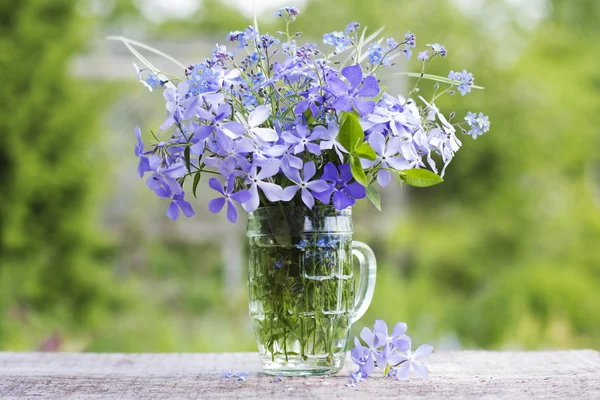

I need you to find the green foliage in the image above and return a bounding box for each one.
[0,0,119,348]
[398,169,444,187]
[338,112,374,186]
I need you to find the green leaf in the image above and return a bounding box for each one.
[366,185,381,211]
[184,146,191,174]
[398,169,444,187]
[192,172,201,198]
[338,112,364,152]
[355,142,377,161]
[350,155,368,187]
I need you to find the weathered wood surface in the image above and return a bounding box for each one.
[0,351,598,399]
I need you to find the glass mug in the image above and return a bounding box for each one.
[246,206,377,376]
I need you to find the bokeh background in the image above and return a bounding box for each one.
[1,0,599,353]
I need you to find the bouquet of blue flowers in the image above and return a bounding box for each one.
[120,5,489,222]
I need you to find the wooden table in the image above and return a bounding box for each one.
[0,351,598,399]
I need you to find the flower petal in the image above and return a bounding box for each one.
[412,360,429,379]
[253,128,279,142]
[395,361,411,380]
[306,179,329,193]
[208,197,226,214]
[368,132,386,156]
[281,185,300,201]
[373,320,388,337]
[167,201,179,221]
[377,168,391,187]
[301,188,315,209]
[241,185,260,213]
[231,189,251,204]
[248,105,271,127]
[331,96,354,112]
[208,177,224,195]
[177,199,195,218]
[344,182,366,199]
[341,64,363,89]
[391,322,408,337]
[303,161,316,181]
[259,182,285,202]
[360,328,375,347]
[358,75,380,97]
[226,200,238,223]
[413,344,434,359]
[352,97,376,116]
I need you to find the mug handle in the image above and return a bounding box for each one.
[351,241,377,323]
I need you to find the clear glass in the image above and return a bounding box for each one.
[246,206,377,376]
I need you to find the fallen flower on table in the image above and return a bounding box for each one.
[348,320,433,383]
[222,370,249,381]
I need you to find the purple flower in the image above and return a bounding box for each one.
[361,132,409,187]
[294,87,323,117]
[271,373,283,383]
[448,70,474,96]
[392,344,434,380]
[247,105,279,142]
[326,64,380,117]
[134,126,160,177]
[167,192,195,221]
[281,123,323,155]
[242,161,284,213]
[147,173,181,198]
[196,103,246,140]
[313,163,366,210]
[350,327,383,377]
[205,135,253,177]
[417,50,429,61]
[208,175,251,223]
[281,161,329,209]
[373,320,411,353]
[161,81,190,130]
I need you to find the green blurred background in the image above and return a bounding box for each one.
[0,0,599,352]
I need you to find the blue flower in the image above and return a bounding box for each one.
[227,26,258,49]
[427,43,447,57]
[464,111,490,139]
[448,69,474,96]
[417,50,429,61]
[145,72,163,89]
[345,22,360,34]
[403,31,416,59]
[323,31,353,53]
[274,6,299,20]
[386,37,398,50]
[258,34,280,50]
[368,43,385,65]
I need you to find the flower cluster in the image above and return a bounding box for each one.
[348,320,433,385]
[130,6,491,222]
